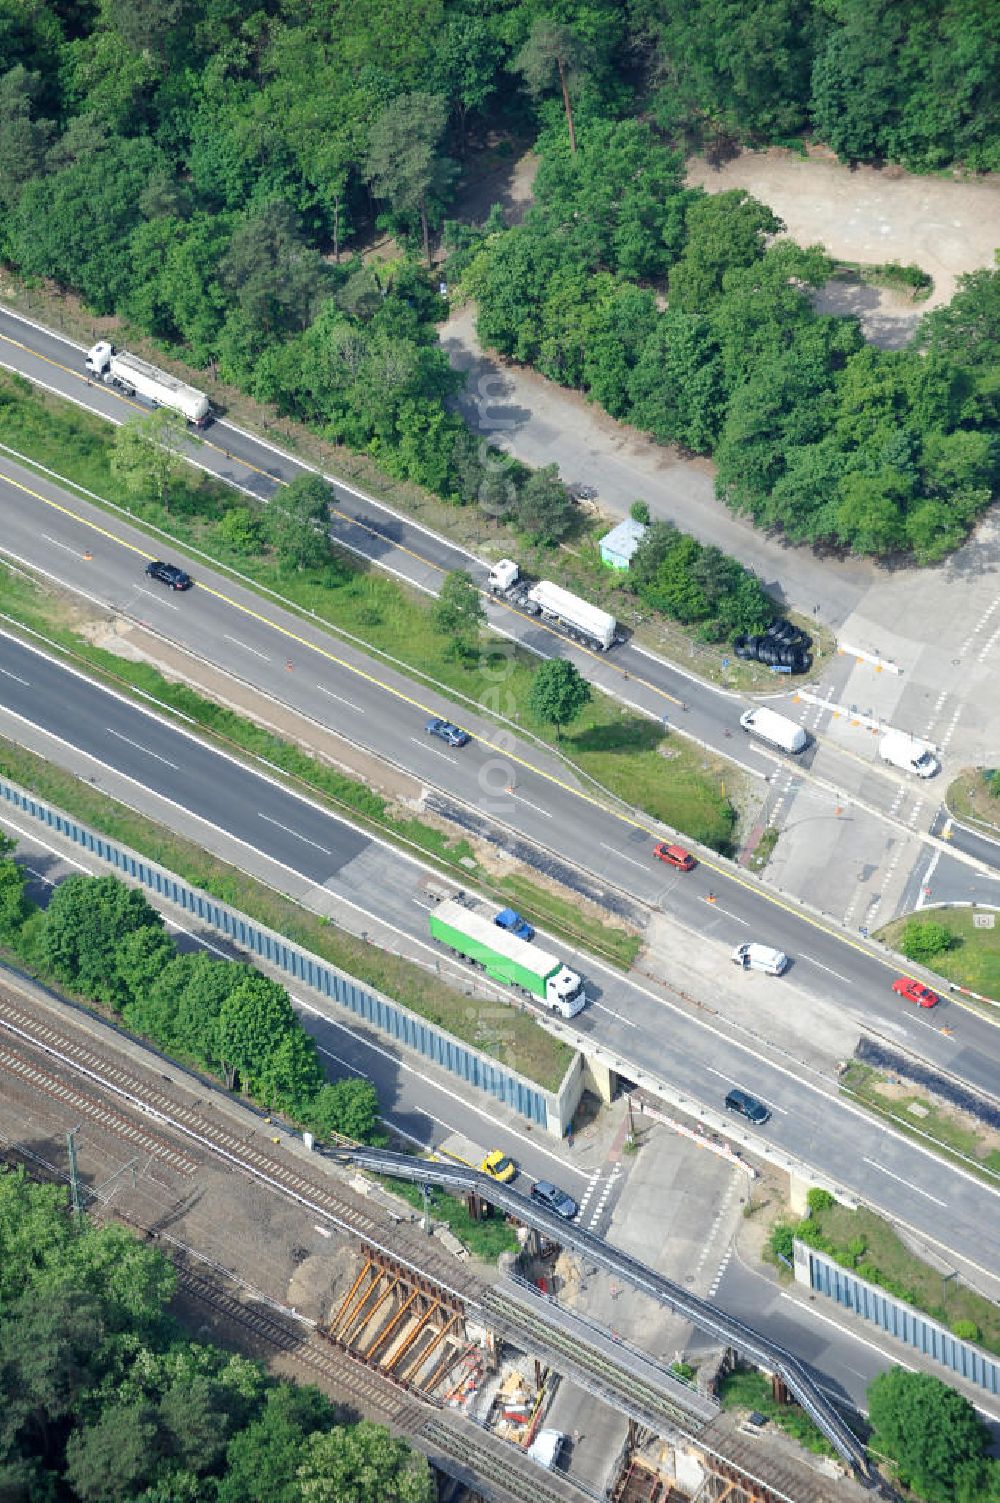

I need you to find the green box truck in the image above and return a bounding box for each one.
[428,898,586,1019]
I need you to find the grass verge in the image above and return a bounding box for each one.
[945,768,1000,838]
[0,736,573,1091]
[746,825,780,874]
[0,559,641,971]
[718,1370,837,1458]
[770,1194,1000,1356]
[877,910,1000,1005]
[382,1176,519,1260]
[0,370,739,853]
[840,1060,1000,1180]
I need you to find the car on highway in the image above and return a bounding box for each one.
[892,976,939,1008]
[725,1088,771,1125]
[481,1149,517,1184]
[145,560,192,590]
[425,717,470,747]
[494,908,534,941]
[529,1180,578,1219]
[653,842,696,871]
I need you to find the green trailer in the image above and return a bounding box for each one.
[428,898,585,1018]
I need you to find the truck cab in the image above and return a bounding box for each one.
[546,966,586,1018]
[85,340,114,376]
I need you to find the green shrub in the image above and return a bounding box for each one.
[806,1187,835,1214]
[952,1319,980,1342]
[900,919,954,963]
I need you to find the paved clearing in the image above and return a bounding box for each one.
[687,145,1000,309]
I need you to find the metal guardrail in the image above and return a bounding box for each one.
[0,775,551,1130]
[333,1148,876,1485]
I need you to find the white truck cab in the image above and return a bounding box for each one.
[733,943,789,976]
[546,966,586,1018]
[528,1430,566,1470]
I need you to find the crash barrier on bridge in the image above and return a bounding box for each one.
[0,776,564,1132]
[795,1240,1000,1395]
[335,1147,874,1483]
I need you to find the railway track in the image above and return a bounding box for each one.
[169,1261,426,1431]
[482,1284,714,1433]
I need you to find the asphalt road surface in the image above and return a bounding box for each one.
[0,460,996,1093]
[1,630,998,1285]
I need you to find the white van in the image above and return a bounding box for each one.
[733,943,789,975]
[739,707,809,755]
[879,730,938,778]
[527,1430,565,1470]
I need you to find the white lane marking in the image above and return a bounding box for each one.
[258,813,331,855]
[409,735,455,766]
[40,531,85,557]
[600,841,650,872]
[106,728,178,769]
[862,1158,947,1206]
[703,1064,785,1112]
[301,1000,589,1182]
[510,791,553,818]
[801,957,855,984]
[778,1293,916,1377]
[136,586,179,609]
[0,666,29,685]
[223,634,269,661]
[591,1001,638,1029]
[317,684,365,714]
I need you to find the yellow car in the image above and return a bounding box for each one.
[481,1149,517,1184]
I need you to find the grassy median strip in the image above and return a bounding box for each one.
[0,561,641,973]
[0,736,573,1091]
[878,910,1000,1005]
[840,1060,1000,1184]
[0,372,738,852]
[770,1191,1000,1356]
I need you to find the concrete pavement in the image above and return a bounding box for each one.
[2,631,999,1284]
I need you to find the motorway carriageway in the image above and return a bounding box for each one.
[0,454,998,1096]
[0,629,998,1283]
[3,308,996,902]
[0,302,810,789]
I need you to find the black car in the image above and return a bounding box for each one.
[725,1088,771,1125]
[425,717,470,748]
[145,560,193,590]
[529,1180,578,1219]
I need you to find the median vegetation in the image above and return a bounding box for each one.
[767,1189,1000,1356]
[0,752,573,1092]
[0,375,738,852]
[879,909,1000,1006]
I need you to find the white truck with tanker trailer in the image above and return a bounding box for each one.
[85,342,211,427]
[428,898,586,1018]
[487,559,617,651]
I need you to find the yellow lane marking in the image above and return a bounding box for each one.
[1,326,685,709]
[0,388,994,1022]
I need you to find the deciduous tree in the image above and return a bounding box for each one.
[529,659,591,740]
[267,473,332,572]
[432,570,485,658]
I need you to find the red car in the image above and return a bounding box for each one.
[653,842,696,871]
[892,977,939,1008]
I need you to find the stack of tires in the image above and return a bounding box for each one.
[733,620,812,673]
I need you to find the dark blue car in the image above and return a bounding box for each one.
[425,717,470,748]
[494,908,534,942]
